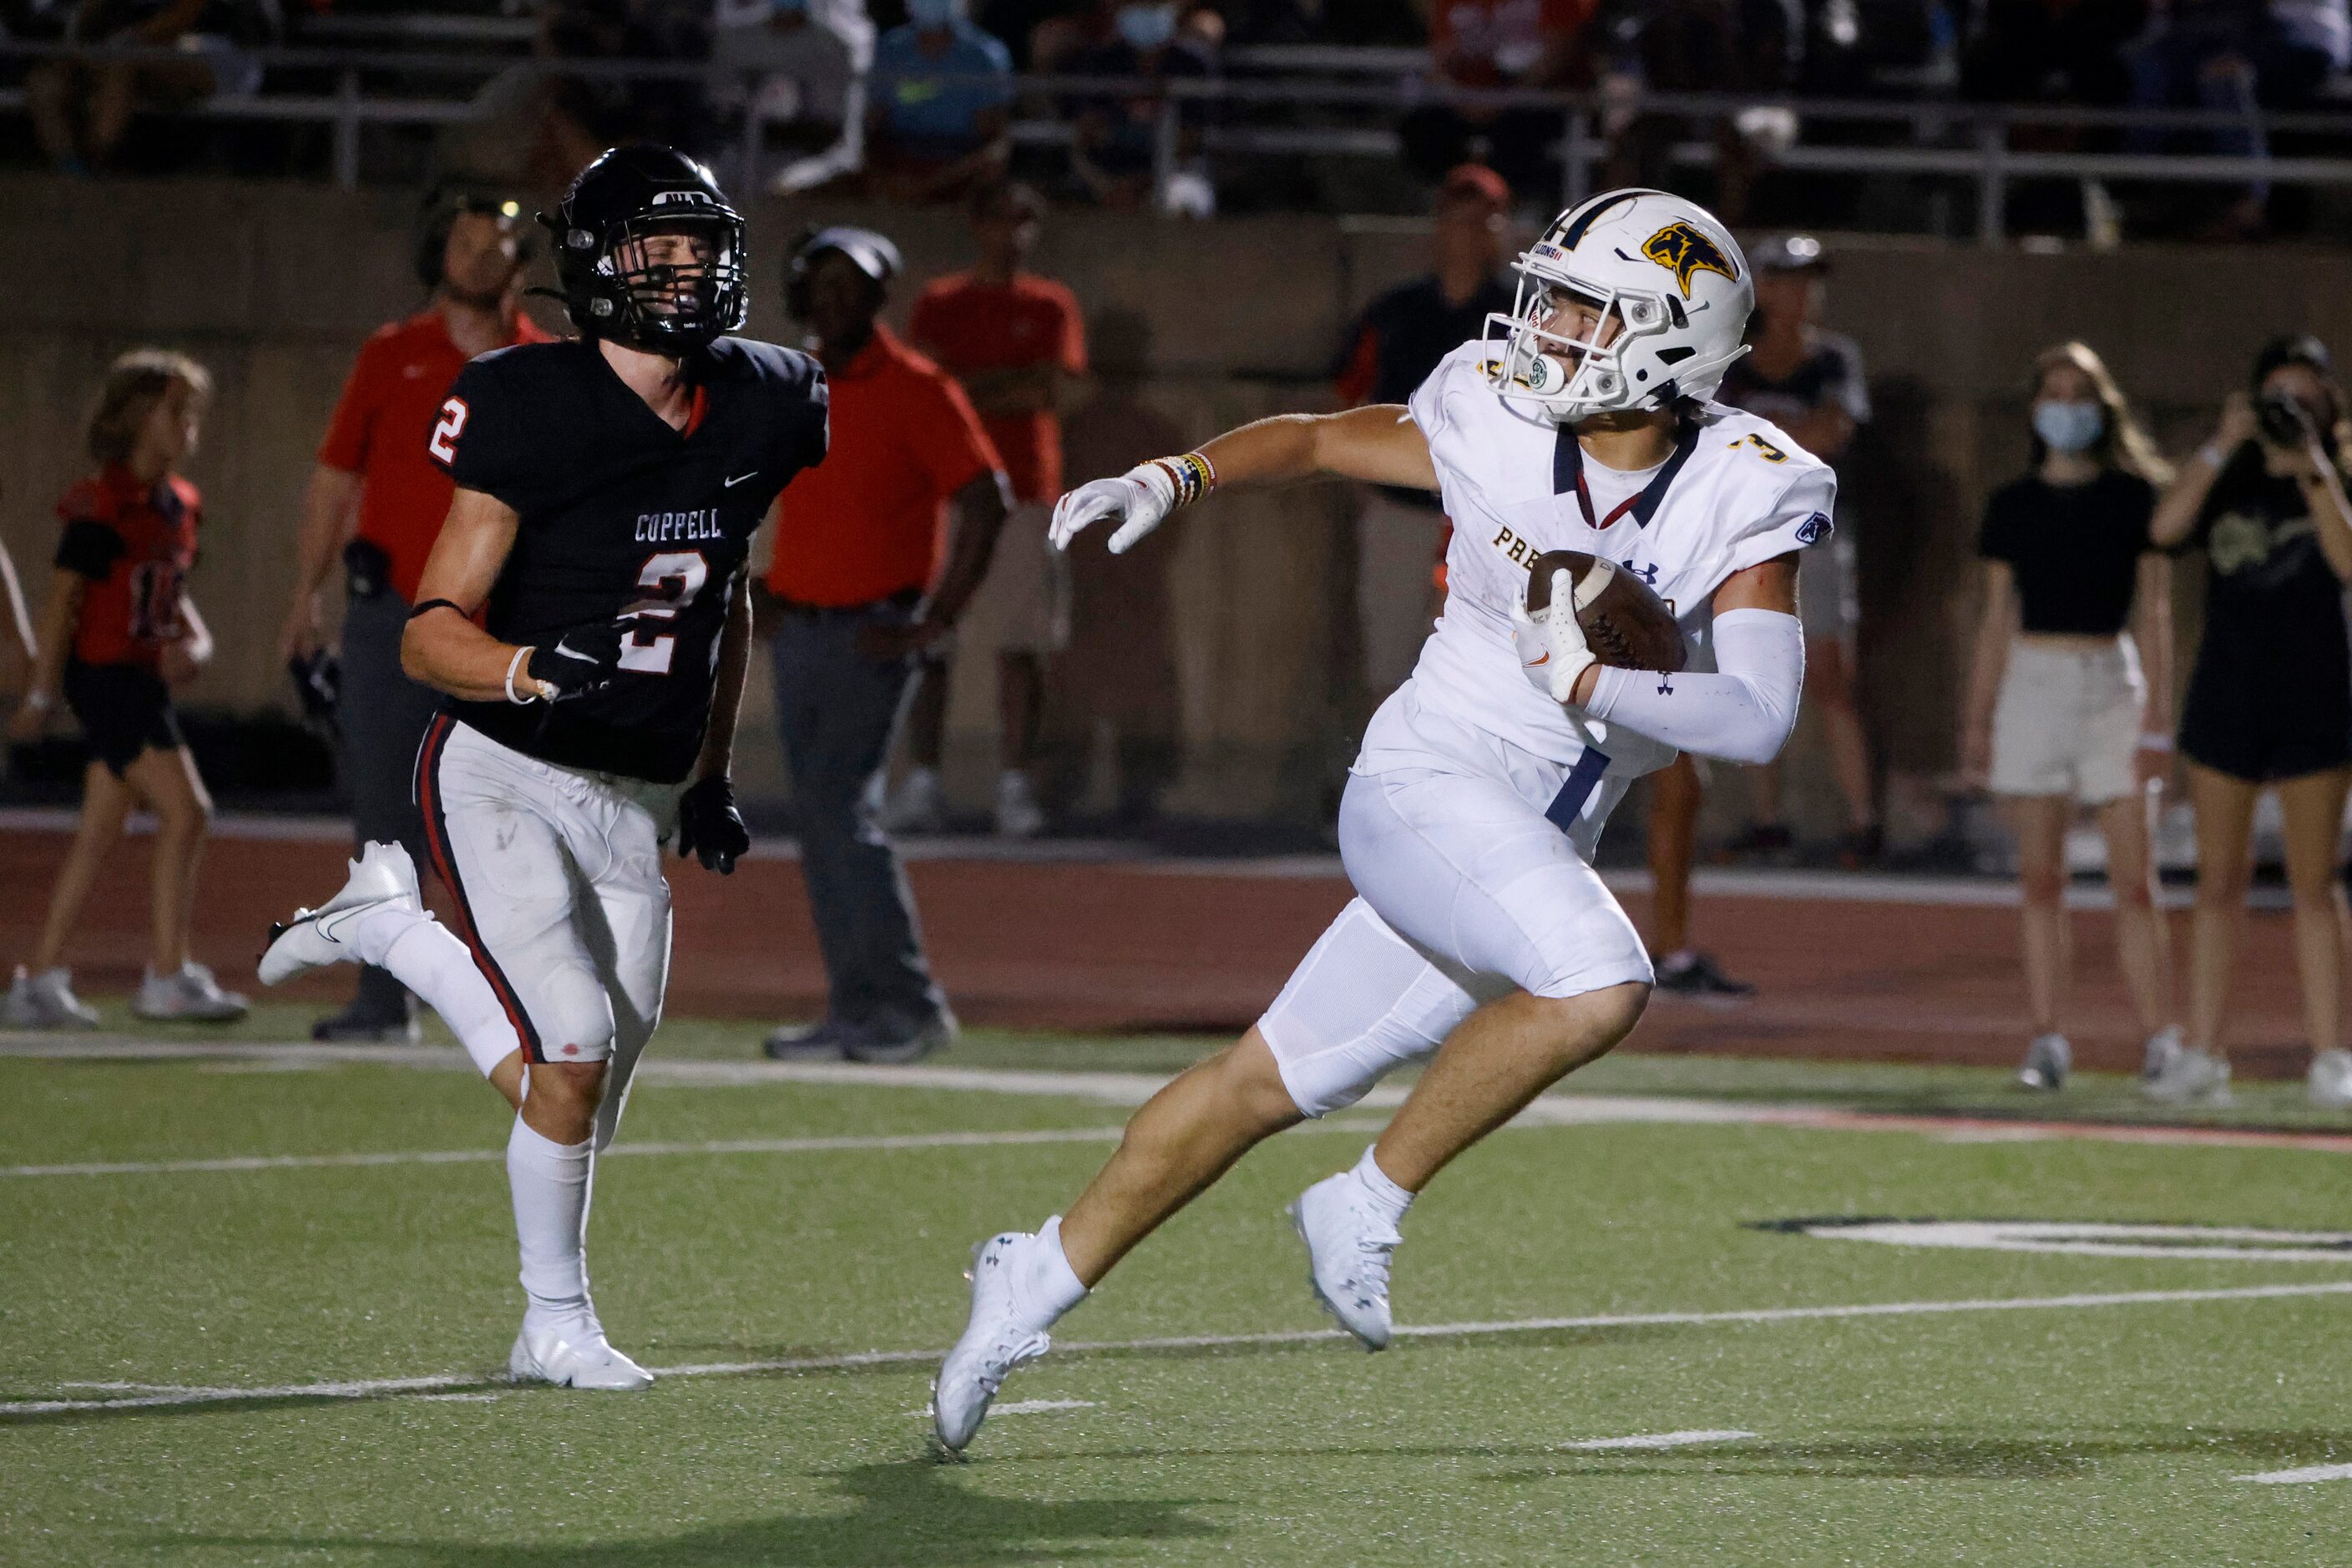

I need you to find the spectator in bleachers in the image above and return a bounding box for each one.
[1065,3,1219,208]
[514,0,708,188]
[865,0,1015,202]
[1599,0,1796,225]
[2124,0,2349,234]
[1958,341,2177,1095]
[712,0,873,195]
[1401,0,1594,200]
[1329,162,1510,700]
[26,0,271,176]
[1717,235,1879,867]
[2148,335,2352,1107]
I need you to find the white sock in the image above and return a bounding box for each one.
[1013,1215,1089,1329]
[377,919,521,1076]
[1352,1146,1415,1227]
[508,1116,594,1329]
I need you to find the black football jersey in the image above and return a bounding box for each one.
[430,336,827,782]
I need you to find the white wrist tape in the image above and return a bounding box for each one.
[505,645,536,705]
[1586,609,1804,766]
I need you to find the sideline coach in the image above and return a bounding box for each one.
[277,196,549,1042]
[761,225,1009,1064]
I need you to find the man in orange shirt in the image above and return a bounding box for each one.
[899,180,1087,838]
[761,225,1011,1064]
[277,196,550,1042]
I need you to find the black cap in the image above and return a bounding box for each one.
[795,225,903,286]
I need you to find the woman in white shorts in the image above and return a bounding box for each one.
[1960,341,2180,1092]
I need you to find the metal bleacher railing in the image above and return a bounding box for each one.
[4,33,2352,241]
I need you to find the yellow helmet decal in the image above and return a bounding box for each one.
[1641,221,1739,299]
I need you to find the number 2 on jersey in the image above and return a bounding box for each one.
[621,551,711,674]
[428,397,469,463]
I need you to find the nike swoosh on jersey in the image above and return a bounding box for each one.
[725,471,759,488]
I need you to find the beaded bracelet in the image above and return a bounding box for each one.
[1144,450,1219,509]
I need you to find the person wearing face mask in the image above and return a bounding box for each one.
[1065,3,1216,207]
[2147,335,2352,1108]
[1960,342,2179,1096]
[866,0,1014,203]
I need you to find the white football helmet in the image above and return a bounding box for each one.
[1483,188,1753,422]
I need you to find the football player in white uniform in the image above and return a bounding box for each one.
[932,189,1834,1450]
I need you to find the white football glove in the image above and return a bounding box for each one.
[1050,463,1179,555]
[1510,566,1599,706]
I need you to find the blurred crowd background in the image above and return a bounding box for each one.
[5,0,2352,884]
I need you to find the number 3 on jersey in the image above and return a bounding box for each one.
[428,397,468,463]
[621,551,710,674]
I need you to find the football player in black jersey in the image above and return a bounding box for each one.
[255,145,828,1389]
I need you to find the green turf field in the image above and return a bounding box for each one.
[8,1014,2352,1565]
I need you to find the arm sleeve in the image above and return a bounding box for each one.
[1724,463,1839,575]
[316,338,385,473]
[431,357,534,510]
[918,373,1004,496]
[1586,609,1806,766]
[53,518,127,581]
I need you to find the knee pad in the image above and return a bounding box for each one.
[528,957,615,1064]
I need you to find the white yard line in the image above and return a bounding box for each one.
[14,1036,2352,1165]
[1558,1429,1758,1452]
[9,1280,2351,1419]
[2239,1462,2352,1485]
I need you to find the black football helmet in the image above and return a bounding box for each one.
[542,145,747,354]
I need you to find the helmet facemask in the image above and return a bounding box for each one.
[581,212,748,354]
[1485,271,1677,422]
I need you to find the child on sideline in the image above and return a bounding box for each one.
[5,349,247,1027]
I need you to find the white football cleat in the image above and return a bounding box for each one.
[508,1320,654,1391]
[3,965,101,1029]
[132,962,248,1022]
[932,1233,1054,1452]
[258,842,422,986]
[1288,1171,1402,1352]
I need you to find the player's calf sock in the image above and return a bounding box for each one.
[508,1116,594,1331]
[1010,1215,1089,1331]
[1352,1146,1416,1228]
[379,921,522,1076]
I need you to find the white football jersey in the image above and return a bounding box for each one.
[1368,339,1836,805]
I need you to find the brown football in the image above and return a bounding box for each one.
[1524,549,1687,674]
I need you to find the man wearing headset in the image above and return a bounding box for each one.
[756,225,1012,1065]
[278,195,552,1043]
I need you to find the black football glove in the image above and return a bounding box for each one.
[677,776,750,874]
[527,619,646,701]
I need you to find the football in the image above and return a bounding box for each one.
[1524,549,1687,674]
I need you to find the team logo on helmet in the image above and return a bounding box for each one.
[1641,222,1739,299]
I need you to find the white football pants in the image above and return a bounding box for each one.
[416,716,677,1151]
[1259,685,1654,1118]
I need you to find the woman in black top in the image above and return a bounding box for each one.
[2149,335,2352,1107]
[1960,341,2177,1094]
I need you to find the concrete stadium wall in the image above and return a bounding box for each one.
[4,173,2346,832]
